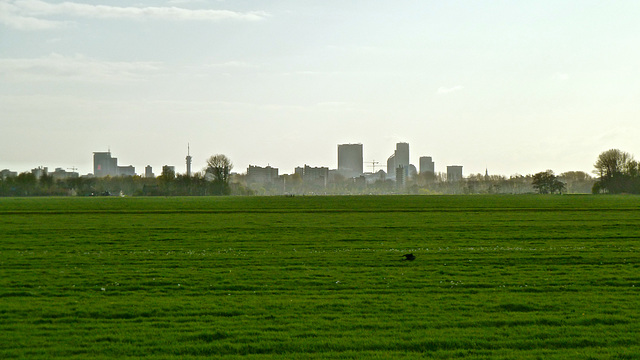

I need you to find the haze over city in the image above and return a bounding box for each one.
[2,1,640,176]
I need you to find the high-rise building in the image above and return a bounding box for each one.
[387,154,396,177]
[395,143,409,169]
[337,144,363,178]
[420,156,435,174]
[447,165,463,182]
[145,165,154,178]
[93,152,118,177]
[387,142,410,179]
[93,151,135,177]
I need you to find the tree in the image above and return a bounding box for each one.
[15,172,37,196]
[593,149,637,193]
[532,170,565,194]
[39,172,54,189]
[159,166,176,182]
[594,149,633,178]
[205,154,233,195]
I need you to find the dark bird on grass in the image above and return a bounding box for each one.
[402,253,416,261]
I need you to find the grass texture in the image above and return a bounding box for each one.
[1,195,639,359]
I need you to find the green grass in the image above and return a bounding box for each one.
[1,195,639,359]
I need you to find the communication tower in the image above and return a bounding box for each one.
[186,144,192,177]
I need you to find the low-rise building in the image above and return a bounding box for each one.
[1,169,18,179]
[51,168,79,180]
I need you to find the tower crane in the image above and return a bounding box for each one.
[367,160,380,173]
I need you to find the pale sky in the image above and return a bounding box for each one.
[2,0,639,177]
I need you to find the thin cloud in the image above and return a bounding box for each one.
[437,85,464,94]
[0,53,163,83]
[1,0,269,30]
[0,2,68,30]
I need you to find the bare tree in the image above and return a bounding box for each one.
[594,149,634,179]
[205,154,233,195]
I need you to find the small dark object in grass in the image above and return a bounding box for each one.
[402,253,415,261]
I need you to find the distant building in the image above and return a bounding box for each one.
[93,151,135,177]
[420,156,435,174]
[387,142,410,180]
[93,152,117,177]
[395,143,409,169]
[117,165,136,177]
[247,165,279,184]
[363,170,386,184]
[31,167,48,179]
[51,168,79,180]
[447,165,463,182]
[396,165,407,187]
[295,165,329,186]
[387,154,396,178]
[145,165,154,178]
[408,164,417,177]
[1,169,17,179]
[337,144,363,178]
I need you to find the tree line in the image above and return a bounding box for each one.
[519,149,640,195]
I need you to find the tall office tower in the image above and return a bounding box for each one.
[145,165,154,178]
[447,165,463,182]
[387,142,410,177]
[337,144,363,178]
[420,156,435,174]
[387,154,396,176]
[93,151,118,177]
[186,144,192,177]
[395,143,409,170]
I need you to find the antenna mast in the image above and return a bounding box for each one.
[186,143,193,177]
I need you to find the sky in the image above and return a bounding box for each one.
[2,0,640,177]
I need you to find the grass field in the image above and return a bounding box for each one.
[1,195,639,359]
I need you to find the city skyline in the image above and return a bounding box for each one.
[2,1,640,176]
[3,141,448,178]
